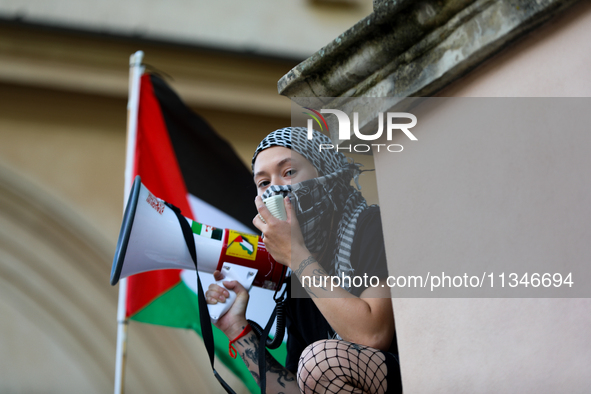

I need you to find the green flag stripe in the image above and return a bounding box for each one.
[191,221,203,236]
[130,281,287,393]
[191,221,223,240]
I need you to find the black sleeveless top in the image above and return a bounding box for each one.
[284,206,399,372]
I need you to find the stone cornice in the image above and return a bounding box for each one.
[278,0,581,144]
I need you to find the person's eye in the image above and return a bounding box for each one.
[285,169,296,178]
[257,180,270,188]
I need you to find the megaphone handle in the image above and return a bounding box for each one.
[208,284,236,324]
[207,263,257,323]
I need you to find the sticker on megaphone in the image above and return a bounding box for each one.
[263,195,287,220]
[210,196,286,322]
[207,195,287,323]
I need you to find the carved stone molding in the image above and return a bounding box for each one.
[279,0,581,145]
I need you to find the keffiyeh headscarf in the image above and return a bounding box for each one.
[252,127,368,292]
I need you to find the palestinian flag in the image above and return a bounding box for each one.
[126,73,286,393]
[229,235,255,255]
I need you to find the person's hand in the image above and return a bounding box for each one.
[253,196,307,267]
[205,270,249,339]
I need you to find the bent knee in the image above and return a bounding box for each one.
[297,340,344,392]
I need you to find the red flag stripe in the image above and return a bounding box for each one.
[126,74,196,317]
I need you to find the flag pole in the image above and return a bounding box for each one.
[114,50,145,394]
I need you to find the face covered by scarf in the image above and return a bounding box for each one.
[252,127,368,291]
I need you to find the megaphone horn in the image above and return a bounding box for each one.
[110,176,284,291]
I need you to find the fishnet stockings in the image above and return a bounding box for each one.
[297,339,388,394]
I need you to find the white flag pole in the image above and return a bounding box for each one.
[114,50,145,394]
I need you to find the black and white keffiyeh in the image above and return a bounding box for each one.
[253,127,368,292]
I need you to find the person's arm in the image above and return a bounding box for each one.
[292,252,395,350]
[255,196,395,351]
[206,276,299,393]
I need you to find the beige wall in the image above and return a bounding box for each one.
[0,83,290,244]
[0,0,373,58]
[439,0,591,98]
[0,22,298,392]
[373,1,591,392]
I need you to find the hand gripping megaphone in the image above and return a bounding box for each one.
[110,176,287,322]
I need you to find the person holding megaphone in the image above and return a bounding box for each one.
[206,127,402,394]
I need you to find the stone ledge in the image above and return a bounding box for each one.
[279,0,581,145]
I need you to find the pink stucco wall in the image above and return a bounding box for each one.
[374,1,591,392]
